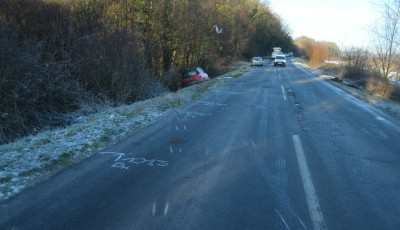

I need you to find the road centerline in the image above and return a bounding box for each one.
[292,135,327,230]
[281,85,287,101]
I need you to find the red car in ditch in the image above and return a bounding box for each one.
[181,67,210,88]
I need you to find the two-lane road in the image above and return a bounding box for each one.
[1,58,400,229]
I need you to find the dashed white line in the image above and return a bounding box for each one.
[292,135,327,230]
[152,202,157,216]
[281,85,287,101]
[164,203,169,216]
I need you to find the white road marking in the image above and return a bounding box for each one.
[164,203,169,216]
[292,135,327,230]
[275,209,291,230]
[169,145,174,154]
[281,85,287,101]
[294,212,308,230]
[152,202,157,216]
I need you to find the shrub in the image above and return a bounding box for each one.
[340,48,373,88]
[0,0,165,144]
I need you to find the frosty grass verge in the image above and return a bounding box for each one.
[0,63,251,201]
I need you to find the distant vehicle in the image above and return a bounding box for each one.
[251,57,263,67]
[181,67,210,88]
[274,55,286,67]
[271,47,283,59]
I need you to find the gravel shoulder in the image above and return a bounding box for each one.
[0,62,251,202]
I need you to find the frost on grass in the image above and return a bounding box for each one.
[0,63,250,202]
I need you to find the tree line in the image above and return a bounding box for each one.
[0,0,296,144]
[294,36,340,64]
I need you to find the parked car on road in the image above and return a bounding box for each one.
[251,57,263,67]
[274,55,286,67]
[182,67,210,88]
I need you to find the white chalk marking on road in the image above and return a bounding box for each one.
[251,140,256,147]
[275,209,291,230]
[164,203,169,216]
[152,202,157,216]
[242,140,248,147]
[111,162,129,170]
[175,125,179,131]
[294,212,307,230]
[293,135,327,230]
[281,85,287,101]
[169,145,174,154]
[100,152,125,161]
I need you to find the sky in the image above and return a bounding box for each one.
[268,0,380,48]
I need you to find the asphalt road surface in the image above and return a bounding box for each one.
[2,59,400,229]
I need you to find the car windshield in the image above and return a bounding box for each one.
[252,57,261,61]
[276,56,285,60]
[183,69,198,79]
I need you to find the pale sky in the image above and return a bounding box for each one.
[268,0,380,48]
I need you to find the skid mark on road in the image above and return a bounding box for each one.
[276,209,291,230]
[172,110,212,121]
[197,101,228,107]
[361,127,388,139]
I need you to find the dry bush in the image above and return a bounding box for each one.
[310,43,328,65]
[0,34,89,143]
[0,0,165,144]
[388,83,400,102]
[161,65,183,91]
[340,48,373,88]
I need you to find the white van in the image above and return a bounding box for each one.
[271,47,282,59]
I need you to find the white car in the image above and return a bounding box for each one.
[274,55,286,67]
[251,57,263,67]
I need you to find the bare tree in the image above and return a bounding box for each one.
[371,0,400,95]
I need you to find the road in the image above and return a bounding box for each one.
[2,58,400,229]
